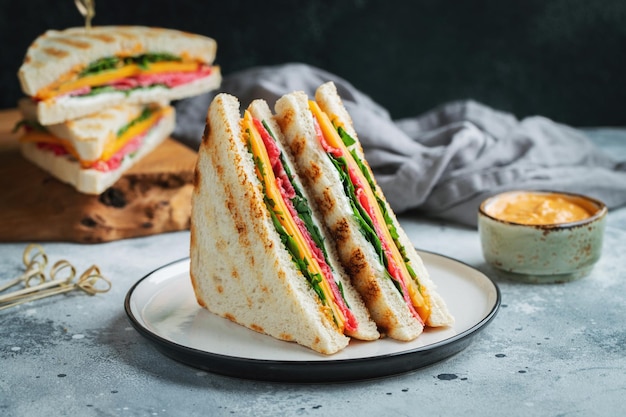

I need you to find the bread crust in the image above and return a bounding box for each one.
[19,26,218,97]
[190,94,354,355]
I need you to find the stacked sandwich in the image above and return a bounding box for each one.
[190,82,454,355]
[15,26,221,194]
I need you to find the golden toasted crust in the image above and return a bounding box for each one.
[19,25,218,96]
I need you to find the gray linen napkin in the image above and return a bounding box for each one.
[174,63,626,227]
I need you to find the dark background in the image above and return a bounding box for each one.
[2,0,625,126]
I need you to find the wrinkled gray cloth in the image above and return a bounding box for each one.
[174,63,626,227]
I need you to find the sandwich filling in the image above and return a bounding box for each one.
[243,111,358,333]
[308,101,432,325]
[17,105,171,172]
[34,53,215,101]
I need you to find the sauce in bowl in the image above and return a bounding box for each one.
[484,192,594,225]
[478,190,607,283]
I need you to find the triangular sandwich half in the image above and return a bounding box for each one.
[274,82,454,341]
[190,93,379,355]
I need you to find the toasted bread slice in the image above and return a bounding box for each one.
[274,83,453,341]
[247,99,379,342]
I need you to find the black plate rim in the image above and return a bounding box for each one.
[124,250,501,383]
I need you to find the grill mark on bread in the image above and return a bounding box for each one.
[211,273,223,294]
[331,218,350,245]
[215,238,227,251]
[236,220,249,244]
[289,136,306,159]
[83,33,116,43]
[353,272,393,335]
[279,333,294,341]
[250,323,264,333]
[346,247,368,278]
[277,107,294,134]
[359,269,382,301]
[313,336,321,347]
[222,180,250,247]
[234,216,247,237]
[316,188,336,216]
[43,47,69,59]
[224,184,235,212]
[54,38,90,49]
[115,30,140,40]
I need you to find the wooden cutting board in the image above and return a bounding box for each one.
[0,108,198,243]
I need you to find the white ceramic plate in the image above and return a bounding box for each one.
[125,251,500,382]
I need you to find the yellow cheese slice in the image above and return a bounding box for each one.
[243,111,346,332]
[100,107,170,162]
[309,101,432,322]
[36,61,201,100]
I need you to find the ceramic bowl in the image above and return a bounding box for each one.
[478,190,607,284]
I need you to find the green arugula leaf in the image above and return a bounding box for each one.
[246,129,330,310]
[116,107,154,137]
[79,53,182,78]
[337,126,356,147]
[12,119,48,133]
[327,141,416,296]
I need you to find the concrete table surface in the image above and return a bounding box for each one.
[1,130,625,417]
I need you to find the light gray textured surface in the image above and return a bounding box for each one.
[1,131,625,416]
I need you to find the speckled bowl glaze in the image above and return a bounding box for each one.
[478,191,607,284]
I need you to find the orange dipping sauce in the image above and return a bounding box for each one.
[485,192,594,225]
